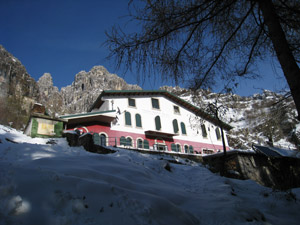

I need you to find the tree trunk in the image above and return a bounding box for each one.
[259,0,300,120]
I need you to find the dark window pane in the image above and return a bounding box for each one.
[184,145,188,153]
[126,137,132,146]
[120,136,126,145]
[215,128,221,140]
[100,134,107,146]
[128,98,136,107]
[137,139,143,148]
[171,143,176,152]
[176,144,181,152]
[189,145,194,154]
[173,106,180,114]
[201,124,207,137]
[152,98,160,109]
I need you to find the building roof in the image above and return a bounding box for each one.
[89,90,233,130]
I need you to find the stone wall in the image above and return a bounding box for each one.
[203,151,300,190]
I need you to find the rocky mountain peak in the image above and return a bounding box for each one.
[37,73,54,87]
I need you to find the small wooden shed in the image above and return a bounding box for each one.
[24,104,66,138]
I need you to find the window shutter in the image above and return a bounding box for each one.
[125,112,132,126]
[189,145,194,154]
[31,118,38,137]
[144,140,149,149]
[135,114,142,127]
[155,116,161,130]
[54,122,63,137]
[173,119,179,133]
[215,128,221,140]
[201,124,207,137]
[180,122,187,135]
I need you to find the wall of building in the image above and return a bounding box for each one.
[69,123,227,154]
[97,95,229,147]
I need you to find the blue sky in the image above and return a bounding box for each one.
[0,0,288,96]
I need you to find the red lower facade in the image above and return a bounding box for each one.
[67,122,228,155]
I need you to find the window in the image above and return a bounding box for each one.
[203,148,214,154]
[137,139,143,148]
[126,137,132,147]
[173,105,180,114]
[135,114,142,127]
[151,98,160,109]
[128,98,136,107]
[144,140,149,149]
[176,144,181,152]
[125,111,131,126]
[215,127,221,140]
[120,136,126,146]
[184,145,189,153]
[189,145,194,154]
[171,143,176,152]
[100,134,107,146]
[93,133,100,145]
[172,119,179,134]
[155,116,161,130]
[154,144,167,151]
[181,122,187,135]
[201,124,207,138]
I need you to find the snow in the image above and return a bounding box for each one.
[1,125,300,225]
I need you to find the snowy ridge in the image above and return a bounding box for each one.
[1,125,300,224]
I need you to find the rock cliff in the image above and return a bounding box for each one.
[60,65,142,114]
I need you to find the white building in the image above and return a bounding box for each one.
[61,90,232,154]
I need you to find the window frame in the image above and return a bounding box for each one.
[173,105,180,114]
[128,98,136,108]
[215,127,221,140]
[151,98,160,110]
[201,124,207,138]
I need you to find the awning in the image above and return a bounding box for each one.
[145,130,178,138]
[60,110,116,125]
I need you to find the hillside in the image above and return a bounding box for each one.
[1,125,300,225]
[161,86,300,150]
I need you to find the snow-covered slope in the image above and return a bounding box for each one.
[0,125,300,225]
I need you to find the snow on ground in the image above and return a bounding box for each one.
[1,125,300,225]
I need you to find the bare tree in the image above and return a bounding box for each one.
[106,0,300,120]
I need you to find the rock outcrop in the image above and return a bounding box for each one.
[60,66,142,113]
[0,45,39,100]
[37,73,63,116]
